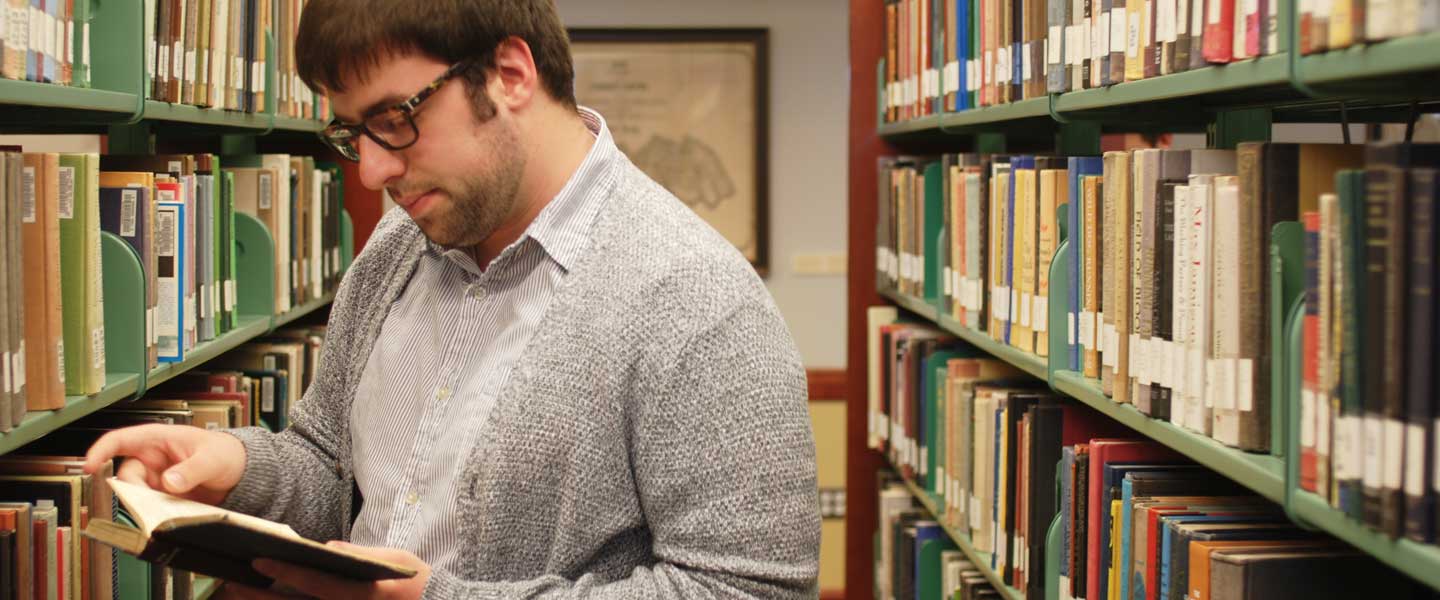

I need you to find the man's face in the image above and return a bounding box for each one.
[330,53,527,250]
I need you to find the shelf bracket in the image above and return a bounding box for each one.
[1056,121,1102,157]
[975,132,1007,154]
[1208,108,1272,149]
[106,122,156,155]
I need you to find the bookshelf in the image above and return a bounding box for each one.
[845,0,1440,596]
[884,454,1025,600]
[0,3,356,599]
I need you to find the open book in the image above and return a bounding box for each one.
[82,478,416,587]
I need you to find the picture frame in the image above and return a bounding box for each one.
[569,28,770,275]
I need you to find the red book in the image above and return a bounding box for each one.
[34,520,46,600]
[55,527,67,600]
[1300,211,1321,493]
[1201,0,1235,62]
[1085,439,1183,600]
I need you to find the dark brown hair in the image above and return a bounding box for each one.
[295,0,576,112]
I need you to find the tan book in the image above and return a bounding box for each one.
[22,153,66,411]
[195,0,212,107]
[224,166,286,313]
[1,154,14,431]
[1104,151,1133,403]
[1083,175,1104,378]
[1036,169,1066,357]
[992,170,1012,342]
[1012,166,1036,353]
[1208,175,1243,446]
[1328,0,1359,48]
[1,0,27,80]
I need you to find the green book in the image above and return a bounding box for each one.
[58,153,105,395]
[924,161,946,303]
[1336,169,1365,521]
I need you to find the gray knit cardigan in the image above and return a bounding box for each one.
[219,153,822,599]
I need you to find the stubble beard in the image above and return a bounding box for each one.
[418,120,526,251]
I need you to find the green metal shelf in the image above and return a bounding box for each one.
[0,79,138,113]
[274,116,326,133]
[877,98,1051,137]
[880,289,1050,381]
[1289,488,1440,591]
[876,32,1440,139]
[880,287,1286,503]
[273,292,336,329]
[145,314,274,391]
[1050,371,1286,502]
[885,455,1025,600]
[0,373,141,455]
[1298,30,1440,85]
[142,101,273,130]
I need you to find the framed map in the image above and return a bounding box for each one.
[570,28,770,275]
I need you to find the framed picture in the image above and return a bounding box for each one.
[569,28,770,275]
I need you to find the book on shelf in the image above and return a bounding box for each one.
[84,478,415,588]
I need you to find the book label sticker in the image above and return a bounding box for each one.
[259,173,273,210]
[1301,390,1317,446]
[1050,27,1065,64]
[1334,416,1352,480]
[58,166,75,220]
[13,342,24,393]
[1404,424,1425,496]
[121,189,138,237]
[1,351,9,394]
[92,328,104,370]
[1034,297,1048,333]
[1364,418,1383,488]
[1236,358,1253,411]
[1081,310,1096,347]
[56,341,65,385]
[1384,419,1404,489]
[21,166,35,223]
[262,377,275,412]
[1111,9,1127,52]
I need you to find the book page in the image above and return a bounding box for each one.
[108,477,298,540]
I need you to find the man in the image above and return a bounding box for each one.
[83,1,821,598]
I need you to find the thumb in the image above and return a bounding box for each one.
[162,454,225,495]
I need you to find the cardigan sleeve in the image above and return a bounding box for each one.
[420,300,821,599]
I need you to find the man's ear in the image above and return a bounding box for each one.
[492,36,539,111]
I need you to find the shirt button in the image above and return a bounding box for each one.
[436,387,451,401]
[405,492,419,505]
[467,283,487,300]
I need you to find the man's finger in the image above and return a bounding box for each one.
[162,452,227,494]
[83,425,166,475]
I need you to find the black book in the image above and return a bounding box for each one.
[1003,393,1045,584]
[1153,181,1182,420]
[1074,449,1090,599]
[0,529,12,600]
[1405,167,1438,543]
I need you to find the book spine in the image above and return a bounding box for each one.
[1302,211,1322,493]
[1404,167,1436,543]
[1361,165,1393,530]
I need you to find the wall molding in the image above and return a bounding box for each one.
[806,369,848,402]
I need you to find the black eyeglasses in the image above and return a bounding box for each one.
[319,62,466,162]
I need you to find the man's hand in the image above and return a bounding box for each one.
[83,423,248,506]
[215,542,431,600]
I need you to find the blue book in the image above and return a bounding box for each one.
[956,0,970,111]
[1098,463,1179,600]
[1060,446,1077,580]
[155,197,186,363]
[913,521,946,598]
[1157,514,1281,600]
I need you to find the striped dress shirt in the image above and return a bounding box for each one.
[348,108,614,573]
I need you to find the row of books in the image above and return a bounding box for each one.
[876,482,1009,600]
[0,146,345,433]
[0,325,324,600]
[144,0,324,118]
[866,312,1431,598]
[1297,145,1440,543]
[874,141,1440,542]
[879,0,1440,121]
[0,0,92,87]
[868,307,1137,597]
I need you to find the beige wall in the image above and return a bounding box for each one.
[554,0,850,369]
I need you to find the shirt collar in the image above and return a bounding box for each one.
[425,106,616,274]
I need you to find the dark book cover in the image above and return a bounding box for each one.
[0,529,12,600]
[1107,0,1125,84]
[1336,170,1366,522]
[1362,144,1403,535]
[1404,167,1437,543]
[1075,448,1090,598]
[1153,180,1181,421]
[1003,392,1045,584]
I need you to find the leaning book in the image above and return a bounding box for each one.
[82,478,416,587]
